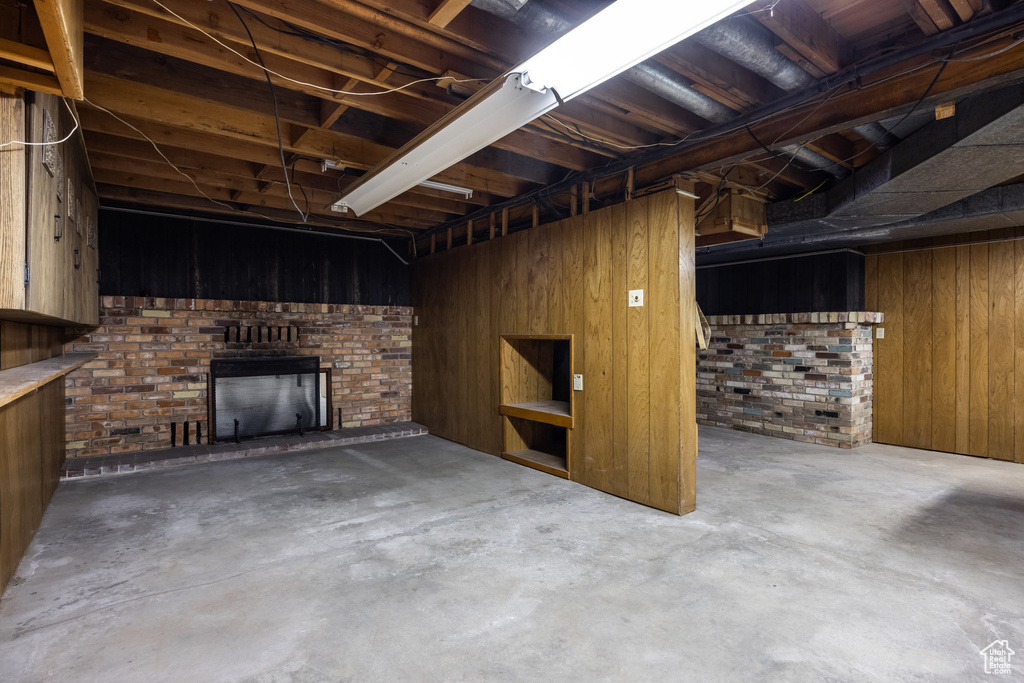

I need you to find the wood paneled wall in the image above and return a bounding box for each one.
[0,321,66,592]
[866,233,1024,463]
[413,190,697,514]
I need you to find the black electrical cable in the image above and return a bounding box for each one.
[233,5,432,81]
[229,2,309,223]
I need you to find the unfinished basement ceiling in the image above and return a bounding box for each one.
[3,0,1024,254]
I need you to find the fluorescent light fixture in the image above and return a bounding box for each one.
[676,188,700,200]
[333,0,756,217]
[418,180,474,199]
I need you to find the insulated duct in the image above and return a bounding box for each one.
[476,0,846,177]
[693,15,900,150]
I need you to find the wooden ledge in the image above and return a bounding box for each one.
[499,400,573,428]
[0,353,95,409]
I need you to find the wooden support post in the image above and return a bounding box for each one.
[430,233,436,255]
[501,207,509,236]
[489,213,496,239]
[532,203,539,228]
[570,185,579,216]
[467,219,473,246]
[446,227,452,250]
[582,181,590,216]
[625,166,636,201]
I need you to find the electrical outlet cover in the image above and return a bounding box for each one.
[628,289,644,307]
[876,328,885,339]
[573,374,583,391]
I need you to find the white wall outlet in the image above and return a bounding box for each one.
[876,327,885,339]
[628,289,644,307]
[573,374,583,391]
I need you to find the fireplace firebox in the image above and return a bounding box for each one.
[209,356,321,442]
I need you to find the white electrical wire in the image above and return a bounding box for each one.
[149,0,487,97]
[0,97,79,148]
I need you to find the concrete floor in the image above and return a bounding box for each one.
[1,429,1022,682]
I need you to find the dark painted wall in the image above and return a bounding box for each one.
[697,251,864,316]
[99,211,410,306]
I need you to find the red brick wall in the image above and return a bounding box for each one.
[64,297,412,457]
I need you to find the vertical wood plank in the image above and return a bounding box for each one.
[548,225,564,334]
[874,252,904,445]
[955,244,971,454]
[529,225,550,335]
[0,90,26,310]
[931,247,956,452]
[626,198,650,505]
[969,243,989,456]
[988,241,1015,460]
[902,250,932,449]
[678,189,697,514]
[610,201,629,498]
[563,216,585,481]
[1016,240,1024,463]
[488,238,504,455]
[650,190,685,514]
[583,205,615,494]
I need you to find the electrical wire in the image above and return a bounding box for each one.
[229,1,308,223]
[149,0,487,97]
[941,33,1024,62]
[0,97,79,148]
[81,98,411,237]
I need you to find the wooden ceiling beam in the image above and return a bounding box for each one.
[82,70,537,196]
[86,5,606,171]
[427,0,475,28]
[660,41,786,112]
[32,0,84,99]
[92,168,437,228]
[636,37,1024,189]
[749,0,854,75]
[86,142,477,215]
[95,184,415,235]
[230,0,499,78]
[0,37,55,72]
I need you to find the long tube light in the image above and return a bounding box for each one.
[333,0,756,217]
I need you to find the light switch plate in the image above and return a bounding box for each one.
[573,374,583,391]
[876,327,885,339]
[628,289,644,307]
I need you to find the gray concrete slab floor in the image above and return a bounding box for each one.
[1,427,1023,682]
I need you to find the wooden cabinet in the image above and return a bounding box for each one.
[0,88,98,326]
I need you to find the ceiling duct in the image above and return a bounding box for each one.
[475,0,846,177]
[693,15,900,150]
[701,83,1024,262]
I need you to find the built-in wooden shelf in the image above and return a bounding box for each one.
[499,400,573,428]
[502,449,569,479]
[0,353,95,409]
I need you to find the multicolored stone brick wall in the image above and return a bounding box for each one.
[697,312,882,448]
[64,297,413,457]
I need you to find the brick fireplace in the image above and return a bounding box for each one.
[64,297,412,457]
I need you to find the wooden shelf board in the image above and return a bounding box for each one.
[0,353,95,408]
[499,400,573,428]
[502,449,569,479]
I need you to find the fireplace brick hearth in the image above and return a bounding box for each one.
[64,297,412,457]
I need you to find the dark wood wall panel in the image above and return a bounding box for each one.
[697,251,865,315]
[866,229,1024,464]
[99,211,410,306]
[413,190,697,514]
